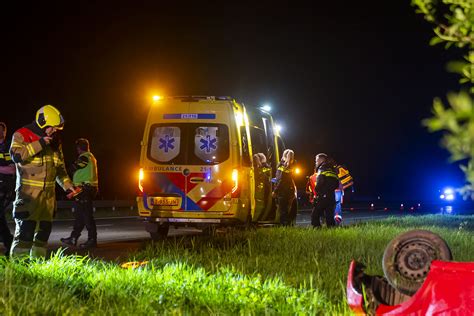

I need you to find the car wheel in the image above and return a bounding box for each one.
[382,229,452,295]
[149,223,170,241]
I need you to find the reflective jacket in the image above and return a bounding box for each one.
[336,164,353,189]
[273,162,296,198]
[9,123,73,191]
[315,162,339,199]
[72,151,98,187]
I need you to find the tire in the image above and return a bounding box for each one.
[201,225,217,236]
[382,229,452,295]
[149,223,170,241]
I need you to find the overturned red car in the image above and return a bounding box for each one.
[346,230,474,315]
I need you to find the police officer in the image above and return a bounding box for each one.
[311,153,340,228]
[272,149,296,226]
[0,122,15,256]
[9,105,80,258]
[60,138,99,249]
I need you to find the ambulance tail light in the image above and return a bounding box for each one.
[231,169,239,197]
[138,168,144,194]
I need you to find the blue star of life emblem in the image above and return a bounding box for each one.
[199,135,217,153]
[158,135,175,153]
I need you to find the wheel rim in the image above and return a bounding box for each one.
[395,239,437,282]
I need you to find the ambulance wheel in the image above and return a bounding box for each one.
[243,211,256,230]
[382,230,452,296]
[149,223,170,241]
[202,225,216,236]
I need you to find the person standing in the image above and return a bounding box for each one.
[9,105,79,258]
[334,182,344,225]
[0,122,15,256]
[311,153,340,228]
[60,138,99,249]
[272,149,296,226]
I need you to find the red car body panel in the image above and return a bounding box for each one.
[346,260,365,315]
[347,260,474,315]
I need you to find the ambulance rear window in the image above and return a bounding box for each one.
[148,123,229,165]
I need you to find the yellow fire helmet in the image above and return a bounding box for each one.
[36,105,65,130]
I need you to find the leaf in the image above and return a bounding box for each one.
[423,117,444,131]
[429,36,445,46]
[446,60,468,74]
[446,91,473,118]
[432,97,445,116]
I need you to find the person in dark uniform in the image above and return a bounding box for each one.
[311,153,340,228]
[60,138,99,249]
[272,149,296,226]
[0,122,16,256]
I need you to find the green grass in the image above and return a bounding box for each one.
[0,215,473,315]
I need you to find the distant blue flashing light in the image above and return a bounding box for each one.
[440,187,455,201]
[444,188,454,195]
[445,194,455,201]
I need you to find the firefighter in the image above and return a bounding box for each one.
[311,153,340,228]
[60,138,99,248]
[9,105,80,258]
[0,122,15,256]
[272,149,296,226]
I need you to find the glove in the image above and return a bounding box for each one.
[49,132,62,151]
[67,186,83,200]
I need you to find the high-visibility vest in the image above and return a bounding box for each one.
[337,165,353,189]
[73,151,98,187]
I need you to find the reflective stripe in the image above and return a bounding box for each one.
[26,143,35,156]
[321,171,339,179]
[341,176,353,184]
[42,157,61,164]
[277,166,292,173]
[10,143,23,148]
[77,161,88,168]
[31,157,42,164]
[21,179,55,188]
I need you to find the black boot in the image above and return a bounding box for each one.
[60,236,78,247]
[79,238,97,249]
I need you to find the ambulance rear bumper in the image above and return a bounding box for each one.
[143,217,241,224]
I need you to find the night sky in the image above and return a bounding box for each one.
[0,1,466,201]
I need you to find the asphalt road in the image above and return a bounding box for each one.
[0,208,463,261]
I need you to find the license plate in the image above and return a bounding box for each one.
[150,197,180,206]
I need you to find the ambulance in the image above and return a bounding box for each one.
[137,96,296,239]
